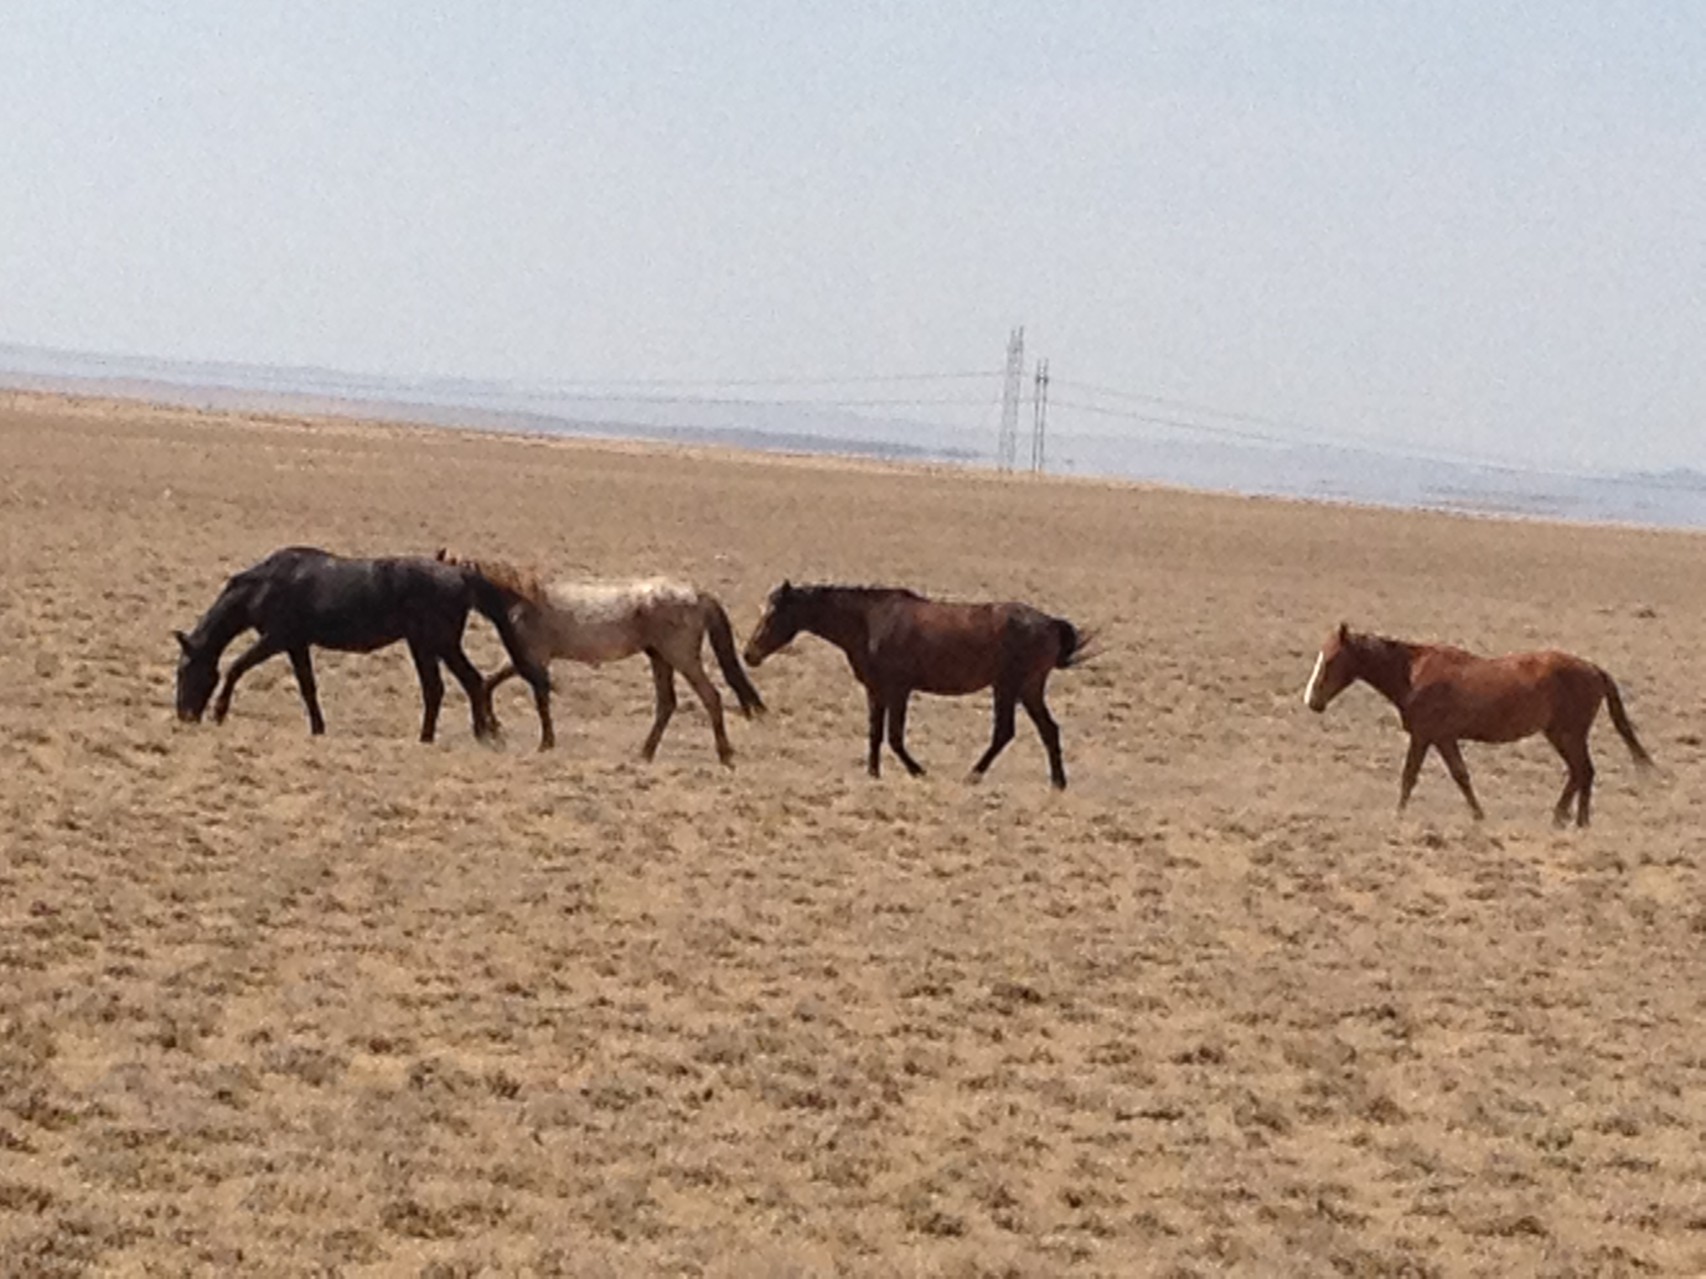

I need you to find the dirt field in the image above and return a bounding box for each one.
[1,391,1702,1277]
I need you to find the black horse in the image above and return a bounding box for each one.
[173,547,550,742]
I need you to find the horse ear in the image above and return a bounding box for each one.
[434,547,448,561]
[173,630,193,655]
[1337,621,1350,641]
[780,579,793,595]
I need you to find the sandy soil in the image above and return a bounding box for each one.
[1,390,1703,1277]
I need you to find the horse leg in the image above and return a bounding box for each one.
[212,636,284,724]
[529,673,555,750]
[1543,729,1580,826]
[640,649,677,762]
[969,686,1018,781]
[1021,686,1067,790]
[1435,739,1485,821]
[866,686,886,777]
[406,639,447,744]
[477,658,552,749]
[1397,736,1429,811]
[680,655,733,765]
[1576,746,1596,828]
[886,690,925,777]
[1546,728,1595,828]
[286,645,326,736]
[441,643,497,742]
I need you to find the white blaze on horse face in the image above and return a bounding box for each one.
[1303,651,1327,710]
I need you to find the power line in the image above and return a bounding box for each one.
[1050,376,1322,438]
[1031,359,1050,473]
[500,391,1001,410]
[997,327,1024,470]
[1048,397,1293,446]
[1046,394,1562,474]
[499,369,1001,392]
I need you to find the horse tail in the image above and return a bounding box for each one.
[703,595,766,718]
[465,570,550,691]
[1597,666,1654,769]
[1052,617,1097,670]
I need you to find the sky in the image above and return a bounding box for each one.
[1,2,1702,472]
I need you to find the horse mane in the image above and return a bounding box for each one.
[434,547,547,606]
[1351,630,1410,657]
[795,583,926,603]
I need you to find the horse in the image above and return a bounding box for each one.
[742,580,1090,789]
[1302,622,1653,826]
[173,546,549,742]
[435,550,764,763]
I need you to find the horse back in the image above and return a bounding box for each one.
[1410,646,1603,743]
[243,551,472,651]
[869,598,1056,695]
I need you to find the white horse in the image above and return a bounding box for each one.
[436,551,764,763]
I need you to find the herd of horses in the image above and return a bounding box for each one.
[174,546,1653,824]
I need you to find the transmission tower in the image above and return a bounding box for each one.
[1030,358,1050,473]
[997,326,1025,470]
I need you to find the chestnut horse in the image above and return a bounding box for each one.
[1302,623,1652,826]
[437,551,764,763]
[743,581,1089,788]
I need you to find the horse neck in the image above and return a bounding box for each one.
[799,590,873,657]
[188,585,253,658]
[1354,637,1416,709]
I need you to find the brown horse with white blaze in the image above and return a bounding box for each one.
[1303,623,1652,826]
[744,581,1090,788]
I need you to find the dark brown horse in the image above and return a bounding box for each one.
[1303,623,1652,826]
[743,581,1089,788]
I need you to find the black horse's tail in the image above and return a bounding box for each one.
[466,571,550,691]
[1052,617,1097,670]
[1597,666,1654,769]
[703,595,766,717]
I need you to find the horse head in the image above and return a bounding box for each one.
[173,630,219,722]
[1303,622,1358,712]
[744,580,801,667]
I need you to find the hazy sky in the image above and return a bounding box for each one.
[2,3,1702,470]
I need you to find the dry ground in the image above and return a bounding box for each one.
[1,391,1703,1277]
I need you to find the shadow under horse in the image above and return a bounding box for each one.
[174,546,549,742]
[1303,622,1653,826]
[744,581,1090,789]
